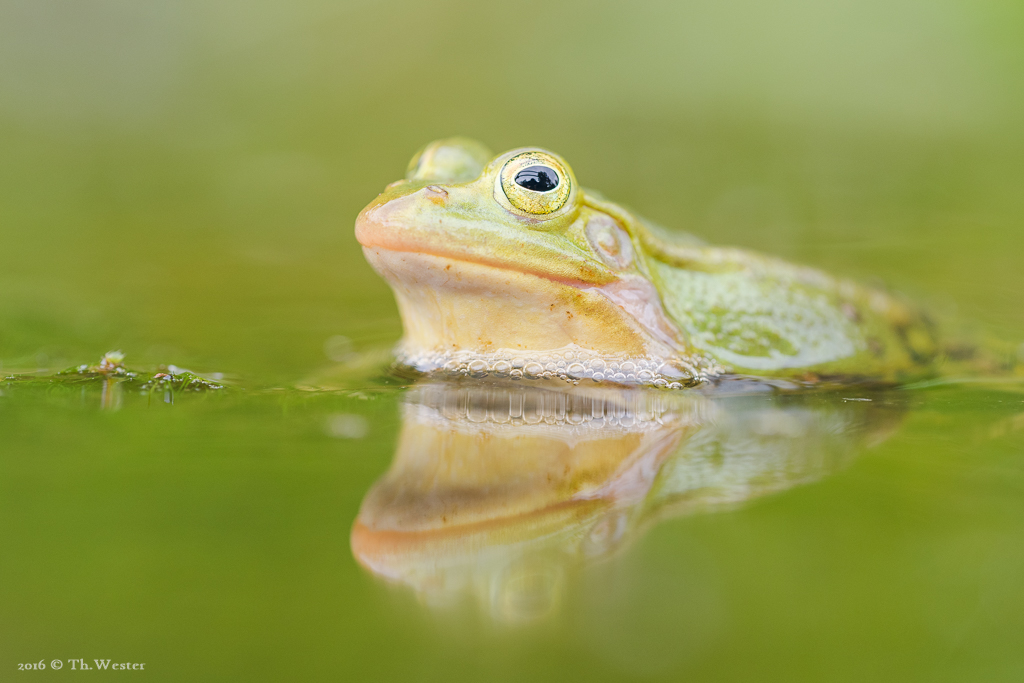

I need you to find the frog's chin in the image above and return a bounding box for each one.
[362,247,720,386]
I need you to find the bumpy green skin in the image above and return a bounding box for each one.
[356,138,937,385]
[619,206,937,380]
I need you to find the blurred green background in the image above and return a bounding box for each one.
[2,0,1024,681]
[2,0,1023,380]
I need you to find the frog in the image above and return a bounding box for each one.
[355,137,938,388]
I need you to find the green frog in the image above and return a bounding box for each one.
[355,138,937,387]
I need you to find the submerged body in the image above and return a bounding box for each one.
[355,138,937,387]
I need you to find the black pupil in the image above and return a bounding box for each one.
[514,165,559,192]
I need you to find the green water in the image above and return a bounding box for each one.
[2,0,1024,680]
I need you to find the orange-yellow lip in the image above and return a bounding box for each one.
[354,187,618,287]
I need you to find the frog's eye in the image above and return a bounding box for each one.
[499,152,572,216]
[407,138,493,183]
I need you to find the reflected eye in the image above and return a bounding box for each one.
[514,165,559,192]
[499,152,572,215]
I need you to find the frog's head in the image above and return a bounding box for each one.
[355,138,689,379]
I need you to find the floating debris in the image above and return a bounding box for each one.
[3,351,225,403]
[59,350,135,378]
[137,368,224,394]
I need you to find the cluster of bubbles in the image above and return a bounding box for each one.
[398,346,722,389]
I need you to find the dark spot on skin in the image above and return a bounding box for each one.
[944,343,977,360]
[444,264,451,271]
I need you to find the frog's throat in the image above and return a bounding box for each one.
[363,247,722,387]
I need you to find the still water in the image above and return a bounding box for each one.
[3,0,1024,680]
[2,369,1023,680]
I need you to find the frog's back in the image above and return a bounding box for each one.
[614,204,939,382]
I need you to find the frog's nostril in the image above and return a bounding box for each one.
[425,185,449,205]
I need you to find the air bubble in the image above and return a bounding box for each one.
[393,346,722,389]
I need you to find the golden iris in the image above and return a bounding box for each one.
[499,151,572,216]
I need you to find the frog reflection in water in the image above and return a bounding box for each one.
[355,138,937,387]
[350,381,902,623]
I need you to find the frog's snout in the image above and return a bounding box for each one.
[355,184,434,251]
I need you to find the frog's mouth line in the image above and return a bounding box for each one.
[360,245,613,311]
[353,202,623,288]
[356,240,606,290]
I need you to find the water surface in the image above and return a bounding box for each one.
[2,372,1023,680]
